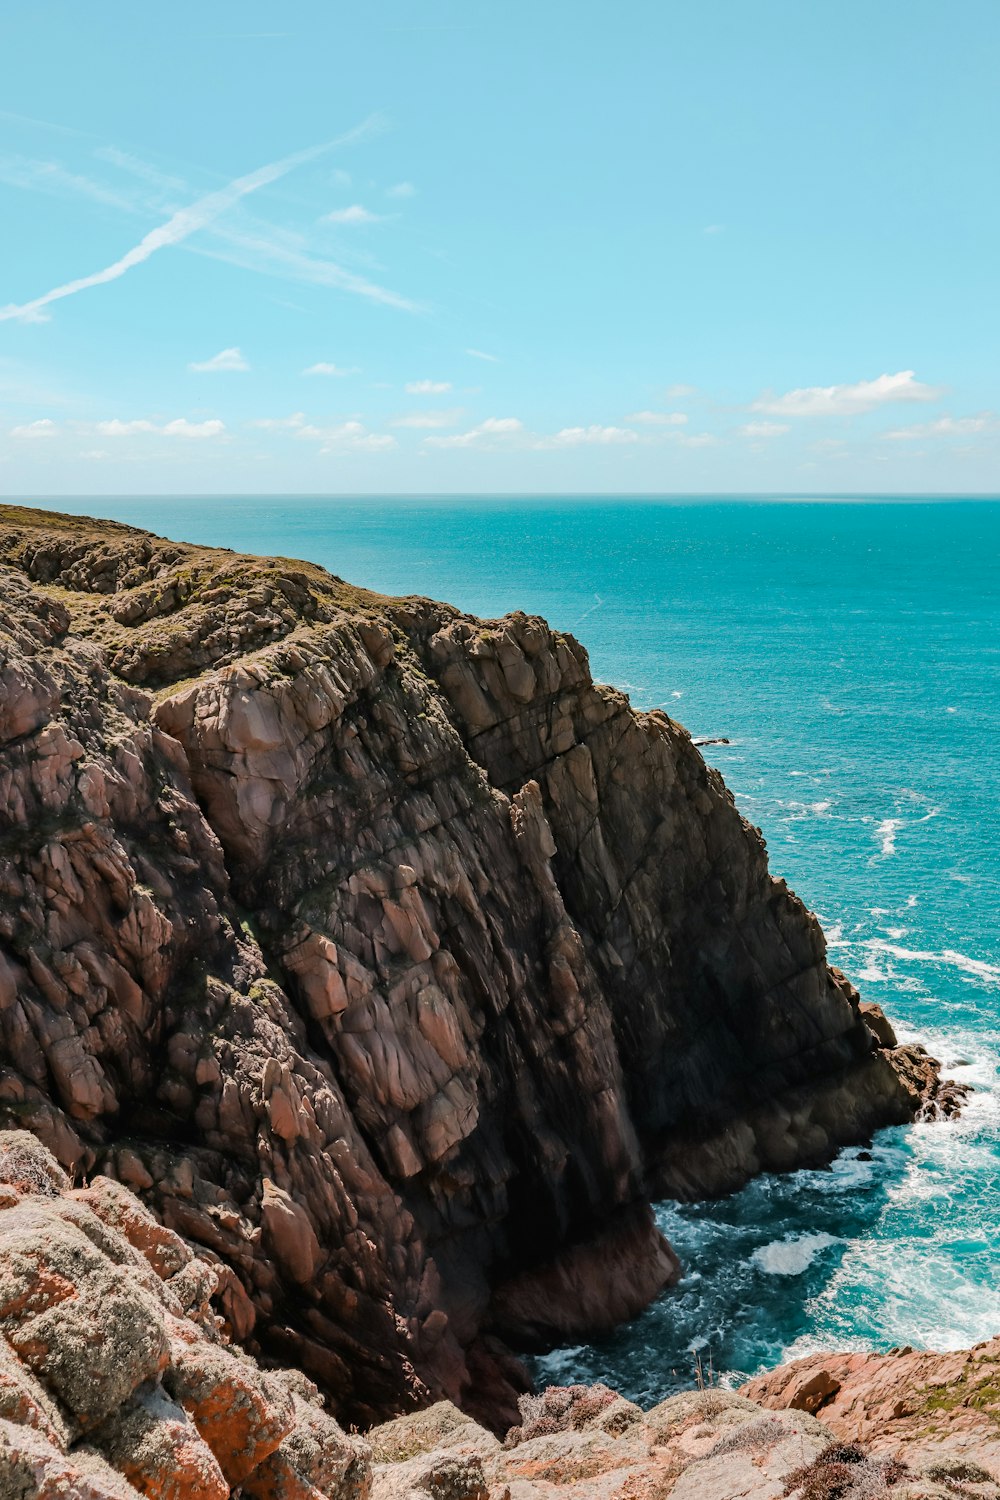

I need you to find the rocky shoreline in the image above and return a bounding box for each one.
[2,1130,997,1500]
[0,502,981,1496]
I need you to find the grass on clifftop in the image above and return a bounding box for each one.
[0,501,404,689]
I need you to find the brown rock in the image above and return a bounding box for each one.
[242,1384,372,1500]
[0,1415,145,1499]
[93,1384,229,1500]
[0,1137,367,1500]
[744,1341,1000,1480]
[859,998,898,1048]
[164,1313,295,1485]
[489,1205,680,1348]
[260,1181,322,1286]
[0,1201,170,1429]
[71,1178,192,1280]
[783,1367,841,1413]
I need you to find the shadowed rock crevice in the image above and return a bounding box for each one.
[0,504,958,1432]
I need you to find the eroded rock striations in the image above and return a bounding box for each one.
[0,504,954,1431]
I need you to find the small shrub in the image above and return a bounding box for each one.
[0,1140,63,1196]
[816,1444,868,1467]
[783,1441,909,1499]
[793,1460,857,1500]
[503,1383,618,1447]
[568,1385,618,1429]
[711,1417,786,1456]
[924,1457,995,1484]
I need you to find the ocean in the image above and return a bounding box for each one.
[33,493,1000,1399]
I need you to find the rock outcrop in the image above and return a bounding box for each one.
[0,1129,371,1500]
[745,1341,1000,1485]
[0,504,955,1430]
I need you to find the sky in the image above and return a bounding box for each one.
[1,0,998,496]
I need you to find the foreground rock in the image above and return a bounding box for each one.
[745,1341,1000,1485]
[0,504,957,1428]
[0,1130,370,1500]
[367,1381,1000,1499]
[1,1132,995,1499]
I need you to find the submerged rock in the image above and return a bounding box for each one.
[0,504,955,1431]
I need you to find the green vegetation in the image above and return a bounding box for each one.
[913,1360,1000,1427]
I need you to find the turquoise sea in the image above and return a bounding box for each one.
[34,494,1000,1398]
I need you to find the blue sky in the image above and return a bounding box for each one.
[1,0,998,495]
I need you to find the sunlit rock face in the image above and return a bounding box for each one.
[0,504,948,1430]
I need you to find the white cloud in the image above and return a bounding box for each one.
[0,126,384,324]
[406,379,452,394]
[193,219,417,311]
[94,416,225,439]
[317,420,395,452]
[386,181,415,198]
[250,414,393,451]
[0,154,143,215]
[302,362,358,377]
[666,383,696,398]
[466,348,499,363]
[80,448,107,459]
[626,410,688,426]
[162,418,226,438]
[10,418,57,437]
[249,413,307,431]
[885,413,997,440]
[94,146,187,196]
[189,346,249,372]
[425,417,523,449]
[323,204,382,225]
[740,421,789,437]
[677,432,720,448]
[392,409,462,429]
[96,418,157,435]
[2,123,416,317]
[753,370,940,417]
[537,424,639,448]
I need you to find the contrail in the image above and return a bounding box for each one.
[0,116,394,322]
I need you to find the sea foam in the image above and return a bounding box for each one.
[751,1233,842,1277]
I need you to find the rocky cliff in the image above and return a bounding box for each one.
[0,503,952,1432]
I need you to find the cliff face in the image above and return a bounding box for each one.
[0,504,949,1430]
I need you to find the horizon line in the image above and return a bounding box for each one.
[7,490,1000,503]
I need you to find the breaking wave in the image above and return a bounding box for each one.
[751,1233,843,1277]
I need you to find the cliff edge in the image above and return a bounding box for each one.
[0,503,954,1430]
